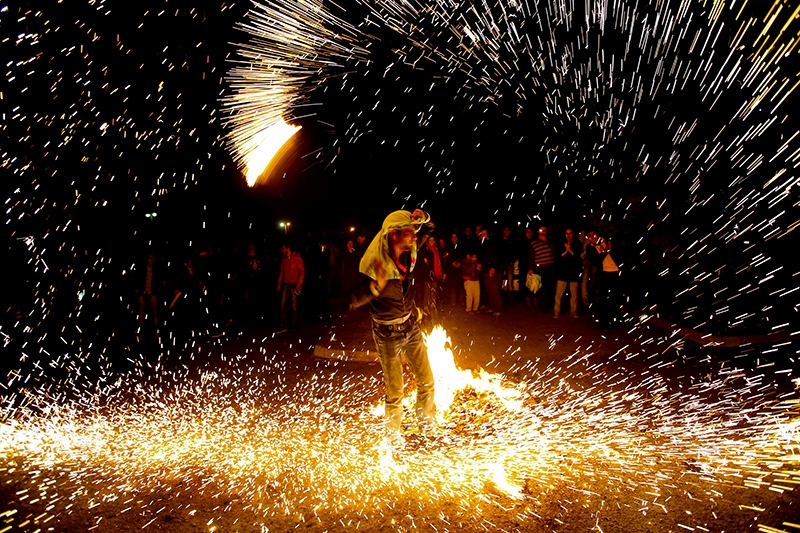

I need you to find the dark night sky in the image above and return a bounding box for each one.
[2,0,799,348]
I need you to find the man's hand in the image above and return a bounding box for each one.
[374,259,388,291]
[410,208,425,224]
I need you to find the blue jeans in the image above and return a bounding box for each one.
[372,320,436,433]
[280,283,299,329]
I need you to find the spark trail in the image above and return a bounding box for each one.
[1,327,798,531]
[225,0,800,337]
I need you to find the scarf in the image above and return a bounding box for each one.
[359,210,423,281]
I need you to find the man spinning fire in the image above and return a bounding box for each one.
[350,209,437,446]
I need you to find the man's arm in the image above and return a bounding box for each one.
[296,257,305,290]
[350,259,387,309]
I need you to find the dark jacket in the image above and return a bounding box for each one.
[350,210,433,324]
[554,239,583,282]
[350,251,419,323]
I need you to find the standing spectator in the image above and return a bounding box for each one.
[442,232,464,308]
[519,227,535,307]
[580,230,598,308]
[462,226,478,256]
[242,242,267,327]
[349,209,436,445]
[462,253,481,314]
[476,227,497,310]
[197,246,225,334]
[341,239,361,295]
[303,234,332,322]
[553,228,582,319]
[277,241,305,332]
[585,233,621,330]
[135,253,166,337]
[497,226,517,306]
[168,254,206,341]
[318,231,339,298]
[416,234,443,329]
[528,225,556,312]
[354,233,368,255]
[219,246,240,330]
[484,266,503,316]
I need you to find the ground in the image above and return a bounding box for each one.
[1,303,797,532]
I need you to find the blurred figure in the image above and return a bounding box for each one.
[553,228,582,319]
[586,232,621,330]
[476,227,497,310]
[528,225,556,312]
[277,242,305,331]
[519,227,535,307]
[484,266,503,316]
[462,253,481,314]
[169,254,207,341]
[580,230,598,308]
[135,253,166,338]
[442,232,464,308]
[416,234,443,329]
[462,226,478,256]
[354,233,368,255]
[197,246,225,334]
[241,242,267,327]
[304,234,333,322]
[497,225,517,306]
[341,238,361,295]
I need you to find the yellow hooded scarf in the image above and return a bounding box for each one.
[359,210,427,281]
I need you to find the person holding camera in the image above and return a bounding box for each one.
[586,232,621,330]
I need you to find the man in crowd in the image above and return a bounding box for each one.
[277,241,305,332]
[528,225,556,312]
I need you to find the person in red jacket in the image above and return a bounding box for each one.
[277,242,305,331]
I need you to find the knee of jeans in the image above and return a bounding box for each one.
[417,379,435,392]
[384,394,403,406]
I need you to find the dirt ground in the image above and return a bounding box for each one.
[2,305,798,532]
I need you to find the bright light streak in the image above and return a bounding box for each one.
[243,119,302,186]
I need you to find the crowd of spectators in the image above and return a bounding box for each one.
[395,222,623,331]
[127,218,624,350]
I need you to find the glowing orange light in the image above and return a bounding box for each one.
[243,119,301,186]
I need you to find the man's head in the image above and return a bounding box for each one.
[525,227,534,239]
[565,228,574,240]
[388,226,418,254]
[537,226,548,241]
[450,232,458,244]
[464,227,473,238]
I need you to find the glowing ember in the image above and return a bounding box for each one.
[240,119,302,186]
[1,327,798,531]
